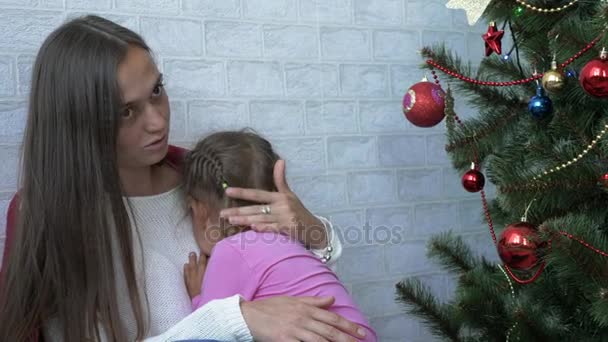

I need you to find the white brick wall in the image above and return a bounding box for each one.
[0,0,493,340]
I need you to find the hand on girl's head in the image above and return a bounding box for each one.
[219,159,324,248]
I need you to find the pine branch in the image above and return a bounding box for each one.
[427,232,478,274]
[542,213,608,283]
[445,106,524,172]
[456,261,514,340]
[443,108,520,156]
[444,87,457,138]
[395,278,461,341]
[426,48,530,172]
[589,294,608,328]
[508,289,570,341]
[477,56,532,95]
[421,45,523,111]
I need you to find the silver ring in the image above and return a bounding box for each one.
[261,205,271,215]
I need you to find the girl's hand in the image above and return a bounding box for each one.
[220,160,328,250]
[241,296,367,342]
[183,252,207,300]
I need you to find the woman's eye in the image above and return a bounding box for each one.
[122,107,134,119]
[152,83,164,97]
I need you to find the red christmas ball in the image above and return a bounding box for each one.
[600,173,608,187]
[402,81,446,127]
[497,222,542,270]
[579,52,608,98]
[461,169,485,193]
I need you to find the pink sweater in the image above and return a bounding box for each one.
[192,230,377,342]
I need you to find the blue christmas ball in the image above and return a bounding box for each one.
[528,86,553,119]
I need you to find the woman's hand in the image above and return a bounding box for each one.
[241,296,367,342]
[220,159,328,250]
[183,252,207,300]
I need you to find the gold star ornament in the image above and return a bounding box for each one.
[446,0,492,25]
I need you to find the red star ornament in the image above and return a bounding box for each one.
[482,22,504,57]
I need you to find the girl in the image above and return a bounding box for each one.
[0,15,367,342]
[183,131,377,342]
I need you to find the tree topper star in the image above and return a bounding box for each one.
[446,0,492,25]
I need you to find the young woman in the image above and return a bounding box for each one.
[0,15,365,342]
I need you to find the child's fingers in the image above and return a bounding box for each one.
[184,261,194,274]
[251,222,279,232]
[183,263,191,280]
[189,252,197,266]
[228,214,274,225]
[198,253,208,268]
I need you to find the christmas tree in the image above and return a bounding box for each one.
[396,1,608,341]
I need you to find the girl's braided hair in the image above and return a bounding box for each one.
[183,129,280,210]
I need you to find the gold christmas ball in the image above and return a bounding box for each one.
[542,69,565,92]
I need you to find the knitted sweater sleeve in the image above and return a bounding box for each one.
[143,295,252,342]
[42,295,252,342]
[309,215,343,271]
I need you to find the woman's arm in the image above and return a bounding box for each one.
[144,295,251,342]
[43,296,252,342]
[145,294,366,342]
[310,215,343,270]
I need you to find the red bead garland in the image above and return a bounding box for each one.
[505,262,546,284]
[558,231,608,257]
[437,69,548,285]
[481,190,498,245]
[426,31,605,87]
[431,70,440,85]
[499,179,597,193]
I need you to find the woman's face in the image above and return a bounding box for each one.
[116,46,170,169]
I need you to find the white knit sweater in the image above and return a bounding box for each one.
[43,184,342,341]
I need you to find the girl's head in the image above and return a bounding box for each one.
[1,15,165,341]
[183,130,280,255]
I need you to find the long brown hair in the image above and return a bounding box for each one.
[0,15,149,341]
[183,130,280,213]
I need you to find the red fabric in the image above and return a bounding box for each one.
[165,144,189,172]
[1,192,38,341]
[0,145,188,342]
[1,192,19,280]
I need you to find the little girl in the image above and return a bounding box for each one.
[181,130,377,342]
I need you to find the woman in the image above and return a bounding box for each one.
[0,15,365,342]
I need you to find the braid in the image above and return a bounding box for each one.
[185,140,227,198]
[201,146,225,192]
[184,130,280,205]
